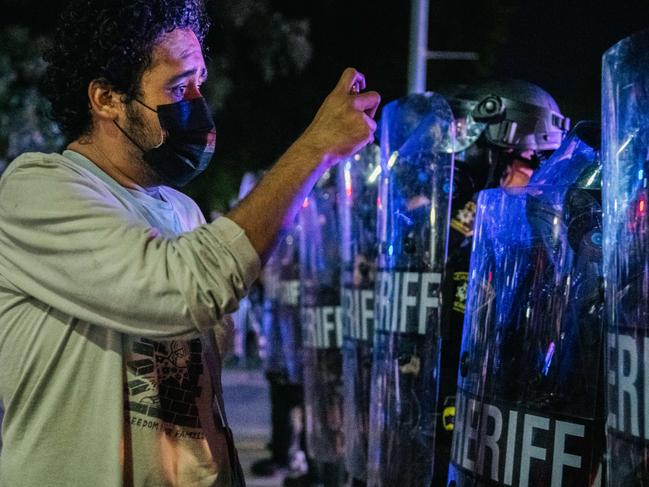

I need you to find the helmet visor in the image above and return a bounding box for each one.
[443,99,487,153]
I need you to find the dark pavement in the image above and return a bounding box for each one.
[222,368,284,487]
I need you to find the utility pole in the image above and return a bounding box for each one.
[407,0,479,94]
[408,0,429,94]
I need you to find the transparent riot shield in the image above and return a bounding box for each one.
[263,223,303,384]
[449,127,604,486]
[262,244,283,374]
[277,226,303,386]
[367,92,455,487]
[232,173,263,367]
[530,122,600,188]
[265,221,307,473]
[602,29,649,487]
[338,144,381,484]
[261,219,308,476]
[299,168,345,483]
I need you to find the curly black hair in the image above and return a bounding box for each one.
[42,0,210,141]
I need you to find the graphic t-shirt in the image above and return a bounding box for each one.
[0,151,260,487]
[120,181,225,487]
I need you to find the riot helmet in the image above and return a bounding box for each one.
[450,79,569,153]
[441,79,571,195]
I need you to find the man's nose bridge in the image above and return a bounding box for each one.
[185,82,202,100]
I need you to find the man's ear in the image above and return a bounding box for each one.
[87,79,123,122]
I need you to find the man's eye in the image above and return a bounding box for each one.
[171,85,187,98]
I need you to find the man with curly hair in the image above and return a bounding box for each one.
[0,0,380,486]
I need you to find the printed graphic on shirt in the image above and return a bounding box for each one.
[126,338,203,429]
[453,272,469,313]
[451,201,477,237]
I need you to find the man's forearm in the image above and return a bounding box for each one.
[226,139,329,263]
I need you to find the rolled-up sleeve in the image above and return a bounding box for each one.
[0,154,261,339]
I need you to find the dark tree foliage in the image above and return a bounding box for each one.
[0,26,64,174]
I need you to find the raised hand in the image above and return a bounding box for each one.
[300,67,381,167]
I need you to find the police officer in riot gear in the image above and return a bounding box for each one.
[252,220,310,484]
[448,121,604,487]
[434,79,569,486]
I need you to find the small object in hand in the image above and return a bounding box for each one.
[350,82,360,95]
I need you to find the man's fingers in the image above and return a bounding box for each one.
[367,102,379,119]
[364,114,377,134]
[352,91,381,117]
[307,68,380,161]
[335,67,366,94]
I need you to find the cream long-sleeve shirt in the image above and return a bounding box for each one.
[0,150,260,486]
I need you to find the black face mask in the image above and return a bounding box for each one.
[116,97,216,187]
